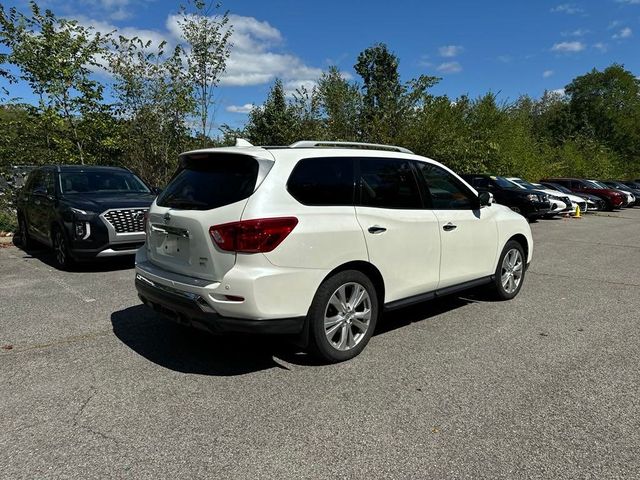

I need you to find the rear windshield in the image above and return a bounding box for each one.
[157,156,259,210]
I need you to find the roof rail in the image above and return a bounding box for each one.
[289,140,414,154]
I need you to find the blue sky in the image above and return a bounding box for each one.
[2,0,640,132]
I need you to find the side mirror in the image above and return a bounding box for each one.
[479,191,493,207]
[32,187,46,196]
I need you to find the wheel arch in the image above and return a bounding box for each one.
[322,261,386,306]
[507,233,529,262]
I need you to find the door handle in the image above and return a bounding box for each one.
[367,225,387,234]
[443,222,457,231]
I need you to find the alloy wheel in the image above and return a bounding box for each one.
[324,282,372,351]
[54,231,67,266]
[501,248,523,294]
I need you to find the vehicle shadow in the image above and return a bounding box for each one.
[111,305,298,376]
[14,236,135,272]
[111,288,492,376]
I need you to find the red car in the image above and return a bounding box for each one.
[541,178,625,211]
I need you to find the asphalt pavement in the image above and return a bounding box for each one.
[1,209,639,479]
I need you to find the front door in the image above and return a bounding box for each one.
[354,157,441,303]
[414,163,499,288]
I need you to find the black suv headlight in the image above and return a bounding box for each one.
[69,207,94,240]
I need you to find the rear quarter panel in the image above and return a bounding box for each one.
[242,153,369,270]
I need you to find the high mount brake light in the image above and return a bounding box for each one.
[209,217,298,253]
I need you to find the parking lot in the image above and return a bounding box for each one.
[1,209,639,479]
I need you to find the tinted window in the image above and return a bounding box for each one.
[287,157,354,206]
[469,176,490,190]
[415,163,476,210]
[30,170,54,195]
[157,156,258,210]
[24,170,41,193]
[359,158,422,209]
[60,171,149,194]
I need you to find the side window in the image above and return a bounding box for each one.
[358,158,422,209]
[415,162,477,210]
[29,171,45,193]
[473,177,491,190]
[287,157,355,206]
[42,170,55,195]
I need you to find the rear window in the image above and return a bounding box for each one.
[359,158,422,209]
[157,156,259,210]
[287,157,355,206]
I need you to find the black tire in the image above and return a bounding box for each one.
[52,226,74,269]
[492,240,526,300]
[18,214,34,250]
[307,270,379,363]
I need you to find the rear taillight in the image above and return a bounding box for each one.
[209,217,298,253]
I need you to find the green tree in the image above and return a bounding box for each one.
[354,43,404,142]
[245,79,297,145]
[0,1,109,164]
[317,66,361,141]
[179,0,232,145]
[108,35,195,186]
[565,64,640,167]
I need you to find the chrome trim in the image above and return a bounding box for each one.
[136,273,214,313]
[99,207,149,244]
[150,224,190,238]
[96,248,139,257]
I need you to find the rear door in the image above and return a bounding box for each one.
[354,157,441,303]
[147,152,271,282]
[415,163,499,288]
[29,170,56,241]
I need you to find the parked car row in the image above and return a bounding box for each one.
[461,174,638,221]
[12,141,639,363]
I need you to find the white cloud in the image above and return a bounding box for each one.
[551,88,566,96]
[593,42,608,52]
[78,17,167,47]
[164,13,324,88]
[82,0,141,21]
[497,55,512,63]
[226,103,254,114]
[551,41,586,52]
[543,70,554,78]
[438,45,463,58]
[616,0,640,4]
[562,28,589,37]
[283,79,319,97]
[436,61,462,74]
[613,27,633,39]
[551,3,584,14]
[78,12,327,90]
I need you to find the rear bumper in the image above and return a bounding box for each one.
[135,275,304,334]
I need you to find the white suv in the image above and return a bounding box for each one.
[135,140,533,362]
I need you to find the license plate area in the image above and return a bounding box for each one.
[151,224,191,260]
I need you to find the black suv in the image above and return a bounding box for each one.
[17,165,156,267]
[461,174,551,221]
